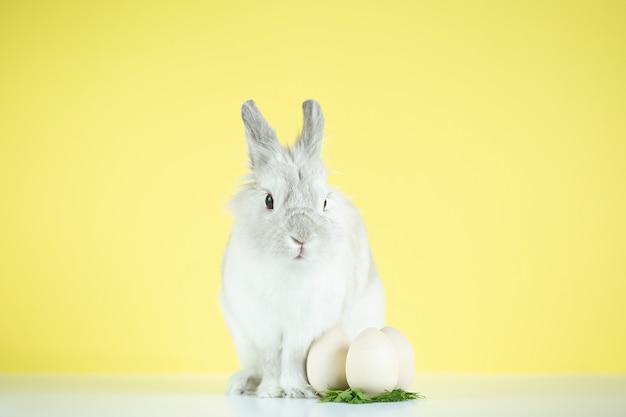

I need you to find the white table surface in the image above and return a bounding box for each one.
[1,373,624,417]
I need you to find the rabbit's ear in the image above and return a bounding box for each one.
[241,100,281,167]
[297,99,324,159]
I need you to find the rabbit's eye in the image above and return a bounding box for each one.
[265,194,274,210]
[323,199,327,210]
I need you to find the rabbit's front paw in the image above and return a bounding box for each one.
[283,383,318,398]
[256,381,284,398]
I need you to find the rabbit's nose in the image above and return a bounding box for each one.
[287,209,315,243]
[291,232,311,246]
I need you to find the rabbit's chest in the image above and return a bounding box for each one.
[229,260,346,325]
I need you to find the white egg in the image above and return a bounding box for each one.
[306,325,351,393]
[345,327,399,396]
[381,326,416,390]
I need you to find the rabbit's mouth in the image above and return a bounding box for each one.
[291,236,308,260]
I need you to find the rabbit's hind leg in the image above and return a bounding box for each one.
[226,369,261,395]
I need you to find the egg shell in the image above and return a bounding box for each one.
[381,326,416,390]
[345,327,399,396]
[306,325,351,393]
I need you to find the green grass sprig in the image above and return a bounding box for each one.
[318,387,424,404]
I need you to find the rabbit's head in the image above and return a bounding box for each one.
[230,100,344,264]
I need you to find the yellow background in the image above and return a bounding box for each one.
[1,0,625,374]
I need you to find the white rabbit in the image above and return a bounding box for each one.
[219,100,385,398]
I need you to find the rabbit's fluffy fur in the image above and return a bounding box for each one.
[220,100,385,398]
